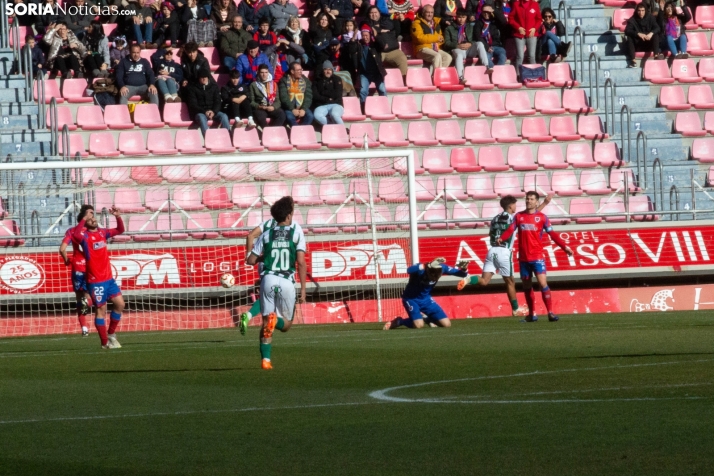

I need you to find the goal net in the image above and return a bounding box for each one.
[0,151,420,337]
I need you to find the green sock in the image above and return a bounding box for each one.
[260,342,271,360]
[510,299,519,311]
[469,275,479,285]
[249,300,261,317]
[276,317,285,331]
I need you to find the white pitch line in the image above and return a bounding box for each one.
[443,382,714,399]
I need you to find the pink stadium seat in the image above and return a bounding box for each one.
[672,59,703,83]
[233,127,264,152]
[630,195,658,221]
[131,166,162,184]
[494,173,524,197]
[190,164,219,182]
[610,168,639,192]
[218,212,246,238]
[94,189,113,212]
[104,104,135,129]
[433,67,464,91]
[406,68,437,92]
[145,189,170,211]
[232,183,261,208]
[505,91,535,115]
[163,102,193,127]
[76,105,108,130]
[563,89,594,114]
[173,185,205,211]
[399,41,423,66]
[175,129,206,154]
[422,94,453,118]
[422,148,453,174]
[365,96,396,120]
[133,104,165,128]
[48,106,77,131]
[307,160,336,177]
[423,203,452,230]
[467,174,497,199]
[379,122,410,147]
[465,119,495,144]
[342,96,366,121]
[392,95,422,119]
[114,188,146,212]
[262,182,290,205]
[507,145,538,171]
[307,207,340,234]
[349,123,380,148]
[464,65,495,90]
[478,91,509,117]
[144,130,178,155]
[550,116,581,141]
[491,118,521,143]
[202,187,233,209]
[34,79,63,103]
[686,31,714,55]
[675,111,706,136]
[570,198,602,224]
[88,132,120,156]
[394,155,425,175]
[156,214,188,240]
[578,116,608,140]
[480,201,504,221]
[478,146,509,171]
[580,169,611,194]
[541,199,570,224]
[290,125,321,150]
[593,142,623,167]
[452,202,482,228]
[696,5,714,28]
[521,117,553,142]
[59,134,88,157]
[102,22,118,37]
[659,85,691,110]
[261,126,293,151]
[643,60,674,84]
[523,171,553,195]
[414,176,437,201]
[336,158,367,176]
[689,84,714,109]
[450,93,481,118]
[699,57,714,81]
[218,163,248,181]
[0,220,26,246]
[292,181,322,205]
[565,142,597,168]
[598,197,627,222]
[319,179,346,205]
[347,179,379,203]
[710,166,714,184]
[249,162,279,180]
[366,205,396,231]
[396,203,414,230]
[204,129,235,153]
[436,175,467,200]
[9,26,29,48]
[199,47,219,71]
[547,63,579,87]
[520,64,550,88]
[534,89,565,114]
[128,216,161,242]
[187,213,220,239]
[72,167,101,186]
[408,121,439,146]
[692,138,714,162]
[337,207,368,233]
[385,68,409,93]
[62,78,93,103]
[551,170,582,196]
[613,8,634,31]
[378,177,408,203]
[450,147,482,172]
[118,131,149,156]
[435,121,466,145]
[491,65,521,89]
[321,124,352,149]
[278,161,309,178]
[683,5,699,29]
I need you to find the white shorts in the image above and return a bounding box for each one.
[483,246,514,278]
[260,274,297,321]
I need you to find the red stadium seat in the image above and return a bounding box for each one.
[379,122,410,147]
[491,65,522,89]
[465,119,495,144]
[578,116,608,140]
[534,89,566,114]
[262,182,291,205]
[132,104,165,128]
[450,93,481,118]
[505,91,535,115]
[675,111,706,136]
[436,176,467,200]
[463,65,495,90]
[202,187,233,209]
[452,202,482,228]
[523,171,553,195]
[547,63,579,87]
[551,170,582,196]
[321,124,352,149]
[104,104,135,129]
[218,212,246,238]
[249,162,279,180]
[34,79,63,103]
[399,41,423,66]
[689,84,714,109]
[422,148,453,174]
[118,131,149,156]
[163,165,192,183]
[613,8,634,32]
[319,179,347,205]
[187,213,220,239]
[610,168,639,192]
[384,68,409,93]
[232,183,261,208]
[692,138,714,162]
[146,130,178,155]
[336,159,367,177]
[378,177,408,203]
[580,169,611,194]
[478,91,509,117]
[175,129,206,154]
[163,102,194,127]
[593,142,623,167]
[8,26,29,48]
[233,127,264,152]
[643,60,674,84]
[684,5,699,29]
[562,89,594,113]
[672,58,703,83]
[435,120,466,145]
[88,132,120,156]
[392,95,423,119]
[422,94,453,118]
[365,96,396,120]
[279,161,309,178]
[261,126,293,151]
[630,195,658,221]
[114,188,146,212]
[521,116,553,142]
[190,164,219,182]
[491,118,521,143]
[696,5,714,28]
[48,106,77,131]
[76,105,108,130]
[408,122,439,146]
[686,31,714,55]
[59,134,88,157]
[570,198,602,224]
[342,96,366,121]
[450,147,482,172]
[156,214,188,240]
[128,216,161,242]
[349,123,380,148]
[131,166,162,184]
[290,125,322,150]
[292,181,322,205]
[507,145,538,171]
[698,57,714,81]
[659,85,691,110]
[467,174,497,199]
[550,116,581,141]
[204,129,235,153]
[478,146,509,171]
[307,207,340,234]
[494,173,525,197]
[566,142,597,168]
[62,78,93,103]
[598,197,627,222]
[406,68,437,92]
[433,67,464,91]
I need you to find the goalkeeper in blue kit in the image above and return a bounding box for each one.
[383,258,469,330]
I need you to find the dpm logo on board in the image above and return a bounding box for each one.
[111,254,180,286]
[311,244,408,279]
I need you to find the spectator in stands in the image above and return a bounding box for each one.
[312,61,344,125]
[250,64,287,128]
[433,0,459,29]
[538,8,571,62]
[509,0,542,71]
[319,0,356,35]
[474,4,506,72]
[624,2,663,67]
[34,0,61,36]
[411,4,451,72]
[153,2,181,48]
[222,70,257,128]
[24,36,46,78]
[110,36,129,69]
[346,26,387,104]
[270,0,299,32]
[386,0,415,40]
[365,6,409,81]
[318,38,357,95]
[659,1,690,59]
[63,0,93,41]
[212,0,239,32]
[444,8,479,83]
[129,0,156,49]
[254,17,279,53]
[237,0,271,33]
[271,35,292,81]
[82,21,110,80]
[282,16,311,66]
[279,62,314,125]
[220,15,252,70]
[181,41,212,87]
[186,69,231,135]
[153,47,184,103]
[236,40,273,85]
[182,0,216,46]
[116,43,159,105]
[310,12,336,62]
[44,22,87,79]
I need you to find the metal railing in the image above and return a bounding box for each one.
[635,130,646,189]
[690,169,697,221]
[588,52,600,109]
[558,0,570,42]
[620,104,632,164]
[22,41,33,103]
[603,78,616,134]
[10,19,20,74]
[670,185,680,220]
[0,0,9,49]
[572,26,585,82]
[624,172,631,223]
[651,157,664,211]
[49,97,59,155]
[36,75,47,125]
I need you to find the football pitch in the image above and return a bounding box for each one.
[1,312,713,476]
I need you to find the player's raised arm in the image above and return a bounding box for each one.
[536,194,552,212]
[106,207,125,237]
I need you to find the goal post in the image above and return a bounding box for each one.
[0,150,420,336]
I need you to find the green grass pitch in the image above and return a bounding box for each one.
[1,312,713,476]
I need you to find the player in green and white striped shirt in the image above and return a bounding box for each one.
[246,196,307,370]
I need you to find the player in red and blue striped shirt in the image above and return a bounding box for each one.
[72,206,125,349]
[59,204,94,336]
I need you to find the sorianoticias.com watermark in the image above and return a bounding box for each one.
[5,3,125,17]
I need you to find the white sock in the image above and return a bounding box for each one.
[81,326,88,332]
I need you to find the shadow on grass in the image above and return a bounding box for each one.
[569,352,714,359]
[80,368,250,374]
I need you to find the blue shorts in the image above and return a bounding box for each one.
[402,297,447,321]
[72,271,87,293]
[88,279,121,307]
[519,260,547,280]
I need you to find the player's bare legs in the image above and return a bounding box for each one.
[458,273,522,316]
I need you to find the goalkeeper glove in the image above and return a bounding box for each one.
[428,257,446,269]
[456,260,469,271]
